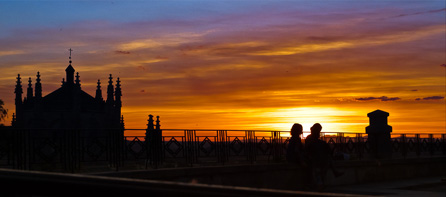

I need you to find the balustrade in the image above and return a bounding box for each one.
[0,128,444,172]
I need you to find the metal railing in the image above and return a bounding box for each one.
[0,128,444,172]
[125,130,446,167]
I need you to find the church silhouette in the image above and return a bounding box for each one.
[12,49,124,138]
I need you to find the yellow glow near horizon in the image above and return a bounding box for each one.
[257,107,365,132]
[120,106,372,136]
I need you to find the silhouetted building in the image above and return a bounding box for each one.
[366,109,392,159]
[12,52,124,138]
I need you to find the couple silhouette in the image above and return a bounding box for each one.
[286,123,344,189]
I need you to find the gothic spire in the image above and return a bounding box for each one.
[95,79,103,100]
[15,74,23,105]
[115,77,122,108]
[147,114,154,130]
[35,72,42,98]
[65,48,75,85]
[106,74,114,105]
[156,116,160,130]
[27,77,33,99]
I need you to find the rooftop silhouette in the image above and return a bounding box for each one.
[13,49,124,137]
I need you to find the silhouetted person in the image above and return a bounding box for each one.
[286,123,310,190]
[305,123,343,189]
[286,123,305,165]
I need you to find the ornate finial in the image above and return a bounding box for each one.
[114,77,122,108]
[35,72,42,98]
[68,48,73,65]
[156,116,160,130]
[15,74,23,105]
[36,72,41,83]
[106,74,114,104]
[95,79,103,100]
[26,77,33,99]
[15,74,23,93]
[116,77,121,90]
[115,77,122,101]
[147,114,154,130]
[115,78,121,91]
[75,72,81,86]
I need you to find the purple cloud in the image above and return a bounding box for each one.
[422,96,444,100]
[356,96,400,101]
[441,64,446,68]
[115,50,131,54]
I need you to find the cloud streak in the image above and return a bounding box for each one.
[115,50,130,54]
[420,96,444,100]
[0,50,25,57]
[390,8,446,19]
[356,96,401,102]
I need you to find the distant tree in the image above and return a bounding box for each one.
[0,99,7,123]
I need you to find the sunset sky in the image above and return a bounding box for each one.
[0,1,445,135]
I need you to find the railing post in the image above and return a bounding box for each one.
[123,136,128,161]
[401,134,407,159]
[337,133,344,154]
[216,130,228,164]
[62,128,80,173]
[428,134,434,156]
[155,116,163,166]
[184,130,197,166]
[107,128,116,171]
[13,129,30,170]
[271,131,281,162]
[415,134,421,157]
[356,133,363,160]
[245,131,256,163]
[442,134,446,155]
[6,128,12,166]
[145,115,153,169]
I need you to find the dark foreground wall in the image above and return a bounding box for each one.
[97,157,446,190]
[0,168,365,197]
